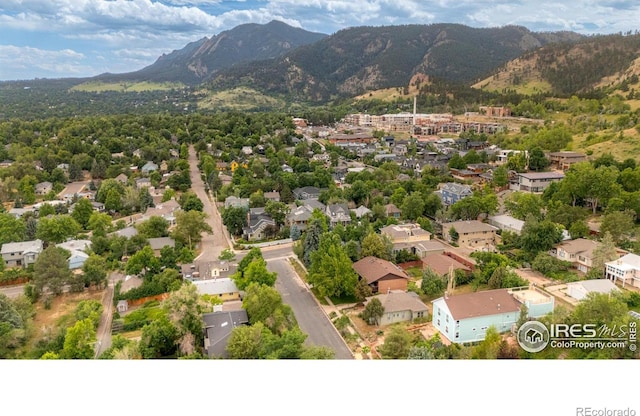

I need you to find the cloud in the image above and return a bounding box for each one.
[0,45,91,80]
[1,0,640,80]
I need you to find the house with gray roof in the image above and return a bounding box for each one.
[364,290,429,326]
[1,239,44,268]
[326,203,351,227]
[147,237,176,255]
[243,208,276,241]
[203,309,249,358]
[286,205,314,231]
[566,279,619,301]
[224,196,250,210]
[293,186,323,200]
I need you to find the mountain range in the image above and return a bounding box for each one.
[95,21,584,101]
[6,20,640,113]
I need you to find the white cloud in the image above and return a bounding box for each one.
[0,45,91,80]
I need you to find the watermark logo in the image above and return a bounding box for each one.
[517,321,550,353]
[517,320,637,353]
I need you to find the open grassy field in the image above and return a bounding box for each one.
[71,81,185,92]
[197,87,286,111]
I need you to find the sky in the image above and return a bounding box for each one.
[0,0,639,81]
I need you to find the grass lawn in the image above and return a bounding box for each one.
[405,267,423,278]
[329,294,360,305]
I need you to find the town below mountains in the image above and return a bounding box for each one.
[1,21,640,360]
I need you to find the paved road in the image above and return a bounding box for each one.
[266,257,353,359]
[0,284,24,299]
[188,149,353,359]
[187,145,232,262]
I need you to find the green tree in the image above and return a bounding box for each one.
[401,191,426,221]
[0,213,26,246]
[125,245,159,276]
[492,165,508,187]
[218,248,236,262]
[36,214,81,244]
[308,233,358,299]
[221,206,248,237]
[226,322,266,359]
[361,298,384,325]
[471,326,501,359]
[527,147,550,171]
[71,198,94,229]
[172,210,212,249]
[104,188,123,213]
[504,192,544,220]
[62,318,97,359]
[586,232,619,280]
[74,300,103,329]
[519,216,564,254]
[599,210,635,244]
[360,232,393,261]
[233,257,277,290]
[179,192,204,212]
[264,200,290,227]
[568,220,590,240]
[82,254,108,289]
[242,283,296,334]
[164,284,208,356]
[33,246,72,297]
[136,216,170,238]
[139,316,179,358]
[87,212,113,236]
[421,267,447,297]
[379,326,413,359]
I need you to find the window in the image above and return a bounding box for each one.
[481,326,488,330]
[455,332,460,338]
[437,319,440,326]
[437,308,441,316]
[445,326,449,333]
[446,315,449,323]
[472,327,476,331]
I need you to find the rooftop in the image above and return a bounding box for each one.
[352,256,409,284]
[439,289,521,320]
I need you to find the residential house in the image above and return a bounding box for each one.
[381,223,433,257]
[385,203,402,219]
[449,168,482,182]
[141,161,159,174]
[116,300,129,313]
[115,173,128,184]
[224,196,250,210]
[423,253,472,276]
[67,251,89,270]
[605,253,640,288]
[142,199,181,226]
[111,226,138,239]
[438,183,473,206]
[56,239,92,270]
[35,181,53,196]
[286,205,314,231]
[203,309,249,358]
[9,207,36,218]
[566,279,619,301]
[352,256,410,294]
[548,151,587,171]
[192,277,241,302]
[512,171,565,193]
[219,174,233,187]
[432,287,554,343]
[135,177,152,189]
[487,214,525,235]
[551,238,626,274]
[1,239,44,268]
[364,290,429,326]
[243,208,276,241]
[496,150,526,165]
[264,191,281,202]
[293,186,322,200]
[216,162,229,172]
[325,203,351,227]
[241,146,253,156]
[441,220,498,249]
[351,205,372,219]
[147,237,176,256]
[91,201,105,212]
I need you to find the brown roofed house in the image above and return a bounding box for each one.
[422,253,471,276]
[352,256,409,294]
[443,289,521,320]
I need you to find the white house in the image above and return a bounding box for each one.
[566,279,619,301]
[605,253,640,288]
